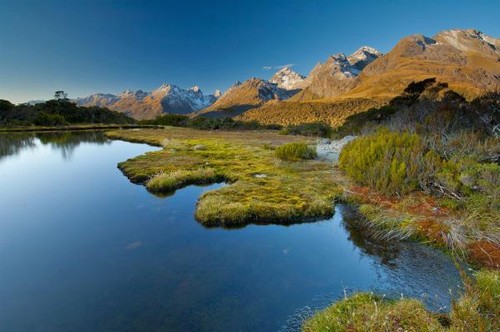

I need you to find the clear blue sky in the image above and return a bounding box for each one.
[1,0,498,103]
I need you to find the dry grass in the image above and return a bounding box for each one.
[106,127,342,227]
[237,98,387,127]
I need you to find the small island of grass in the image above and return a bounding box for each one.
[106,127,342,227]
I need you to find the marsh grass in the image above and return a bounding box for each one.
[107,128,340,227]
[275,142,318,161]
[303,293,444,332]
[304,270,499,332]
[147,168,222,193]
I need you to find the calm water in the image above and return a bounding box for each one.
[0,131,463,331]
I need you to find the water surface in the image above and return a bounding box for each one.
[0,131,463,331]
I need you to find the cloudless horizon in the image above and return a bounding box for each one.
[1,0,499,104]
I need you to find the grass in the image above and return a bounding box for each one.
[275,142,317,161]
[236,98,387,127]
[303,293,444,332]
[342,186,500,268]
[106,127,342,227]
[304,269,499,332]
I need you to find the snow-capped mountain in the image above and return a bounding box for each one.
[347,46,383,71]
[295,46,382,99]
[76,84,220,119]
[269,67,307,90]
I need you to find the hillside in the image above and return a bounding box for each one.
[293,46,382,100]
[347,29,500,99]
[236,29,499,127]
[237,98,387,127]
[194,78,298,118]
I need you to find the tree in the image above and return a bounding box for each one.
[54,90,68,100]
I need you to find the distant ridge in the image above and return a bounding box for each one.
[76,84,220,120]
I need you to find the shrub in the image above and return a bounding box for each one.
[140,114,189,126]
[275,142,317,161]
[339,129,425,195]
[34,112,68,126]
[282,122,333,137]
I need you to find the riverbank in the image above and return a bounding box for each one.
[105,127,498,330]
[303,269,499,331]
[106,127,343,228]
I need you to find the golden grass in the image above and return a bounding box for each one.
[237,97,388,127]
[304,270,499,332]
[303,293,444,332]
[106,127,342,227]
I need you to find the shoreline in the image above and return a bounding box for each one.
[0,124,161,133]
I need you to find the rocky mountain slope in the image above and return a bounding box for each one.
[238,29,499,126]
[293,46,382,100]
[348,29,500,99]
[76,84,219,120]
[194,77,298,117]
[269,67,307,90]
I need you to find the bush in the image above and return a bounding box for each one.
[282,122,333,137]
[275,142,317,161]
[339,129,425,195]
[143,115,282,131]
[34,112,68,126]
[140,114,189,126]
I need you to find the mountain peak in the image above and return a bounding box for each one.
[270,67,306,90]
[77,83,218,119]
[434,29,499,54]
[347,46,382,70]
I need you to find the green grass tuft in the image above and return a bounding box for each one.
[304,269,499,332]
[275,142,317,161]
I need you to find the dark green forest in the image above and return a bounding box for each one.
[0,99,134,126]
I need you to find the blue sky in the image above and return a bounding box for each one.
[1,0,498,103]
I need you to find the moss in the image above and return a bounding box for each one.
[106,128,341,227]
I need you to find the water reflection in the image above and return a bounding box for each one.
[0,132,463,332]
[0,133,36,161]
[0,131,110,161]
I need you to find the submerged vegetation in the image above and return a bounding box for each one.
[304,269,499,332]
[107,127,341,227]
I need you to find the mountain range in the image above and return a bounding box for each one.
[75,29,499,124]
[76,85,221,120]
